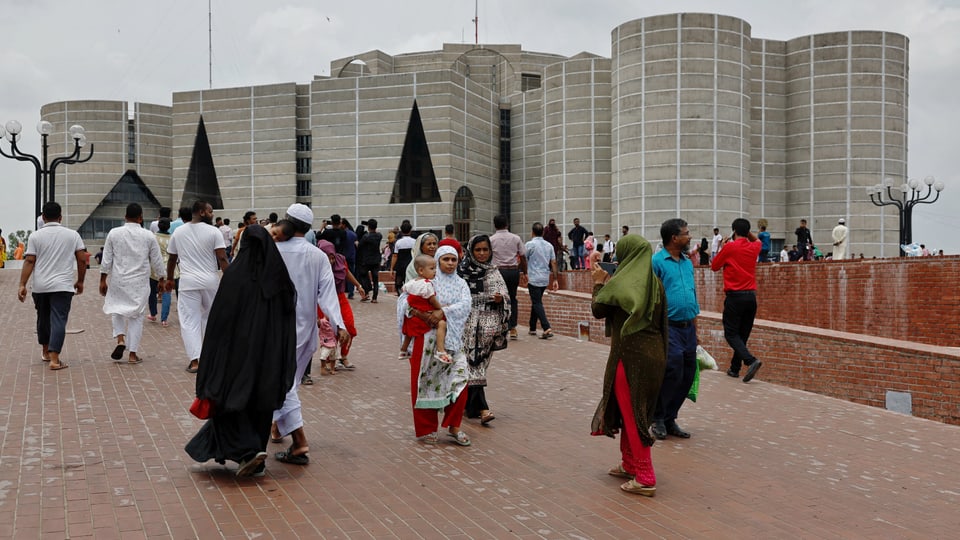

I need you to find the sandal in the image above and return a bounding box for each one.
[127,355,143,365]
[270,423,284,444]
[608,464,634,479]
[480,412,496,425]
[420,432,439,445]
[301,374,314,385]
[185,360,199,373]
[49,362,69,371]
[620,479,656,497]
[540,329,554,340]
[111,344,126,360]
[398,351,411,360]
[274,445,309,465]
[447,430,471,446]
[236,451,268,478]
[338,359,355,371]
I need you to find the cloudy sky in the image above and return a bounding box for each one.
[2,0,958,251]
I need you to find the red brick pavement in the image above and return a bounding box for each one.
[1,268,959,539]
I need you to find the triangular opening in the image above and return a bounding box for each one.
[391,101,441,204]
[77,170,161,240]
[182,116,224,209]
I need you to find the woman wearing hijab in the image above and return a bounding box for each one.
[397,245,473,446]
[697,238,710,266]
[589,234,668,497]
[405,232,439,283]
[316,239,364,372]
[185,225,297,478]
[457,235,510,425]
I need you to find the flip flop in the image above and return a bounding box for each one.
[49,363,69,371]
[480,412,496,425]
[447,431,471,446]
[185,360,199,373]
[275,445,309,465]
[540,330,554,339]
[236,451,268,478]
[111,344,126,360]
[127,355,143,365]
[41,354,50,362]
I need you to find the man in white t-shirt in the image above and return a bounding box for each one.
[165,200,228,373]
[710,228,723,261]
[780,246,790,262]
[18,202,86,371]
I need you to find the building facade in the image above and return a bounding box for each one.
[41,13,909,256]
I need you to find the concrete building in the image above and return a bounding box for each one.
[40,13,909,256]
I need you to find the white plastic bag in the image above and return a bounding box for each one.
[696,345,718,370]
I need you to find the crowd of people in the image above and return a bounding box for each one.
[13,203,772,496]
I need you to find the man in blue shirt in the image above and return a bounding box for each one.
[525,222,559,339]
[758,225,771,263]
[650,218,700,439]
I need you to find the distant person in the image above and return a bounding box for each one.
[589,234,667,497]
[0,228,6,268]
[788,244,800,262]
[697,238,710,266]
[356,219,383,304]
[99,203,166,365]
[150,207,171,234]
[390,221,415,294]
[758,225,771,262]
[169,206,191,234]
[17,202,86,371]
[710,228,723,261]
[832,219,849,260]
[165,201,229,373]
[567,218,588,270]
[795,219,813,262]
[525,222,559,339]
[921,244,931,257]
[711,218,763,383]
[780,245,789,262]
[232,211,258,256]
[602,234,615,263]
[489,214,525,340]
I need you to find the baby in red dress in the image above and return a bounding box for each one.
[401,255,451,363]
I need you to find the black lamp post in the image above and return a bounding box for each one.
[0,120,94,229]
[868,176,945,256]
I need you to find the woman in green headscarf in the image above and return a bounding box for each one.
[589,234,668,497]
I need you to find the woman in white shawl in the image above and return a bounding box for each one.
[404,232,439,284]
[397,244,473,445]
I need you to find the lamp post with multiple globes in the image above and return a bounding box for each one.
[0,120,94,229]
[867,176,945,256]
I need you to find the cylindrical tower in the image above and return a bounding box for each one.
[611,13,752,241]
[784,31,908,257]
[541,54,613,237]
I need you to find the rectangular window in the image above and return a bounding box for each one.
[498,108,511,216]
[521,73,541,92]
[127,119,136,163]
[296,134,312,152]
[296,179,312,197]
[296,157,311,174]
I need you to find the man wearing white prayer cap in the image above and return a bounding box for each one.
[271,203,346,465]
[832,218,849,260]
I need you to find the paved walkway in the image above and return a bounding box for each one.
[1,268,958,539]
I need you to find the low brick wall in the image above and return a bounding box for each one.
[555,257,960,348]
[514,287,960,426]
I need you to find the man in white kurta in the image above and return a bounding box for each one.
[165,201,229,373]
[272,204,345,466]
[99,203,166,364]
[832,219,849,260]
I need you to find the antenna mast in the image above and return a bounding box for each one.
[472,0,478,44]
[208,0,213,88]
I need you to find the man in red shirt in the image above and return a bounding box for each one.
[710,218,763,383]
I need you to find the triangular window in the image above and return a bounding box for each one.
[182,116,224,209]
[391,101,441,204]
[77,170,160,240]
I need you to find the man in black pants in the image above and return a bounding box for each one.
[489,214,526,340]
[356,219,383,303]
[711,218,764,383]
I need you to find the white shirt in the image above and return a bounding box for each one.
[101,222,165,317]
[149,220,160,233]
[166,222,225,291]
[395,235,415,251]
[276,237,345,354]
[711,233,723,254]
[25,222,85,294]
[780,248,789,262]
[218,225,232,249]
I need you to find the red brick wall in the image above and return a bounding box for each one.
[555,257,960,348]
[514,288,960,425]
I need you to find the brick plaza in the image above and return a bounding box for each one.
[1,268,958,539]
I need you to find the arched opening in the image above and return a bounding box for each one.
[451,48,516,95]
[453,186,474,242]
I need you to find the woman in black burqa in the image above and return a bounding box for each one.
[185,225,297,477]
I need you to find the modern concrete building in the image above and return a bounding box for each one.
[40,13,910,256]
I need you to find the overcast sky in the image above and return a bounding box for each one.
[2,0,958,251]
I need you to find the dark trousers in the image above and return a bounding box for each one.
[358,263,380,300]
[346,259,357,297]
[499,268,520,330]
[465,386,489,418]
[33,292,74,353]
[722,291,758,372]
[655,324,698,423]
[528,285,551,332]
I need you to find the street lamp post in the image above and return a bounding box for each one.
[0,120,95,229]
[867,176,945,256]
